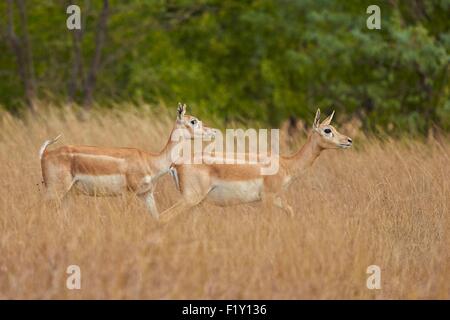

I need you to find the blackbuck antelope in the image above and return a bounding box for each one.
[161,109,352,222]
[39,103,217,218]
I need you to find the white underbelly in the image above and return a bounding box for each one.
[73,174,127,196]
[206,179,263,206]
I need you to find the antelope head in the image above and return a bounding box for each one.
[312,108,353,149]
[175,103,217,139]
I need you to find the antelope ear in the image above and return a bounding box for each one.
[321,110,335,126]
[313,108,321,129]
[177,103,186,120]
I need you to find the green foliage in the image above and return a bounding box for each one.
[0,0,449,133]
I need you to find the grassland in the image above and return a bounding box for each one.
[0,107,448,299]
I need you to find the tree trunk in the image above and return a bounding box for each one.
[67,0,89,106]
[68,29,84,105]
[6,0,37,113]
[83,0,109,109]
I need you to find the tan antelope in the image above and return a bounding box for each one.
[39,104,216,218]
[161,109,352,222]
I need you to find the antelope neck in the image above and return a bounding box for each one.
[284,133,322,176]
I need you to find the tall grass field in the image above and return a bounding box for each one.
[0,107,448,299]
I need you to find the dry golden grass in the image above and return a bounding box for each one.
[0,107,448,299]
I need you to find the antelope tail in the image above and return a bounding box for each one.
[39,134,62,159]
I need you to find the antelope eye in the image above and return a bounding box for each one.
[190,119,197,125]
[324,128,332,134]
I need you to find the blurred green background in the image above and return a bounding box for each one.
[1,0,449,133]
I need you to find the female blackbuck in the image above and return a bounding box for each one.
[39,104,216,218]
[160,109,352,222]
